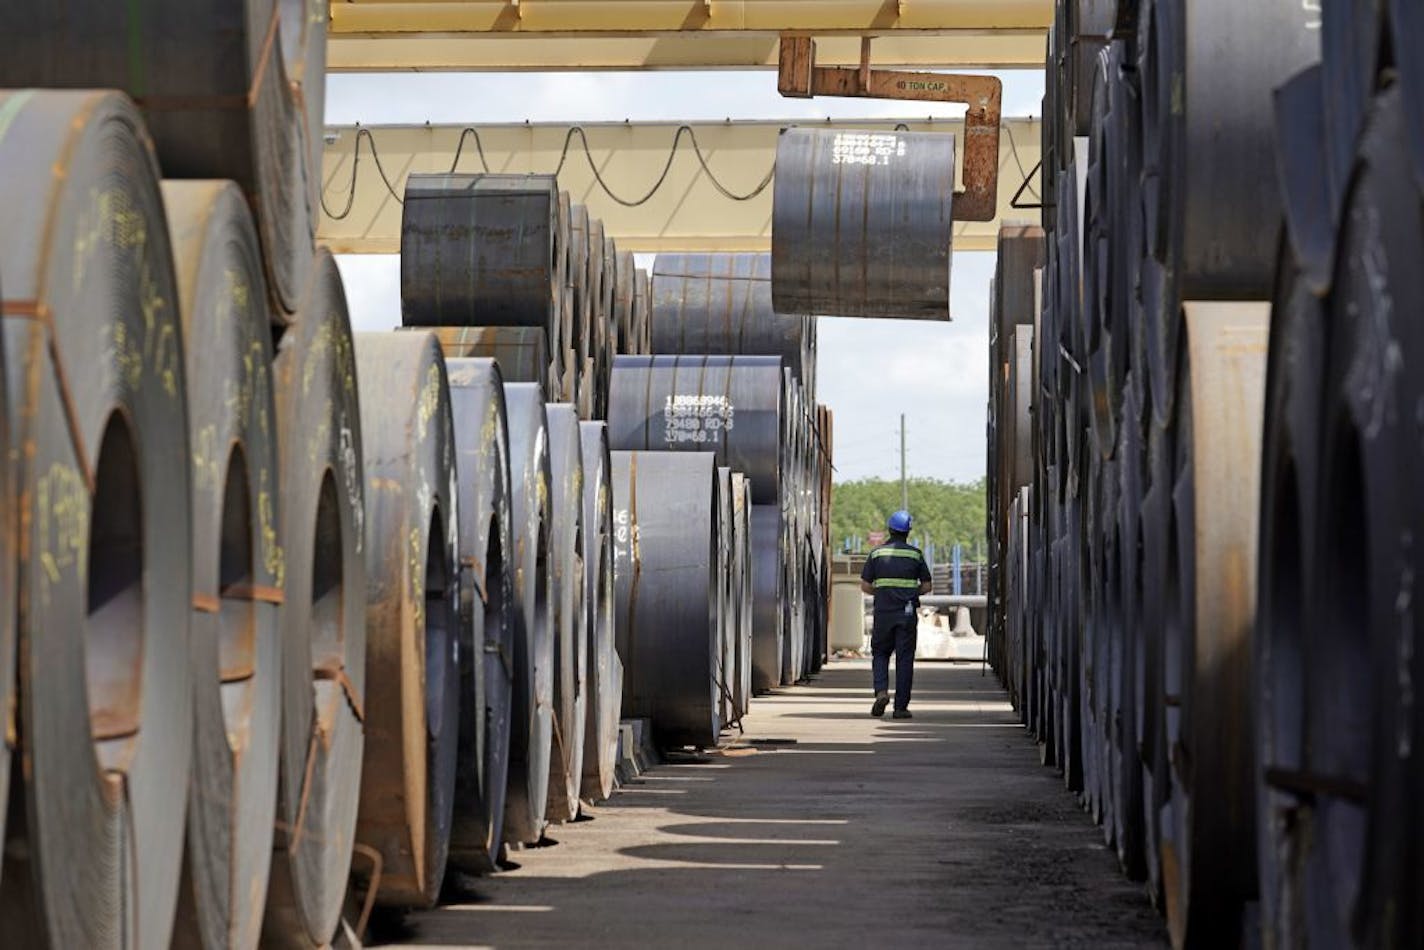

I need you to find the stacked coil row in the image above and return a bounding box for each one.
[988,2,1424,947]
[401,173,651,419]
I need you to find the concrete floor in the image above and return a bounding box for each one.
[377,659,1166,949]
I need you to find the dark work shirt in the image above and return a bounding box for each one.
[860,539,932,616]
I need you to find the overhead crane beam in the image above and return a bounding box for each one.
[317,116,1043,254]
[327,0,1052,71]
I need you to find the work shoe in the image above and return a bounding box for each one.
[892,709,913,720]
[870,692,889,717]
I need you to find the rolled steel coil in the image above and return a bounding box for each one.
[731,473,754,716]
[279,0,327,232]
[443,358,515,873]
[610,451,724,746]
[501,384,555,844]
[750,506,785,692]
[0,90,192,948]
[0,4,319,320]
[400,174,561,333]
[1156,302,1269,946]
[264,248,366,947]
[1063,0,1113,136]
[595,233,619,417]
[632,268,652,357]
[772,128,955,319]
[607,355,785,508]
[613,249,637,357]
[1394,0,1424,195]
[550,195,573,405]
[1083,42,1142,459]
[0,264,11,890]
[1136,417,1173,910]
[1320,0,1384,221]
[428,326,550,396]
[544,404,588,824]
[715,467,737,724]
[1265,87,1424,949]
[351,332,460,909]
[1135,0,1317,421]
[578,421,621,802]
[1254,243,1325,950]
[585,218,607,368]
[163,181,282,950]
[1110,372,1146,881]
[650,253,812,386]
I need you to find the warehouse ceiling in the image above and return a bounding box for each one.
[321,1,1050,252]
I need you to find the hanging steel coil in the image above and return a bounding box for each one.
[0,90,192,948]
[610,450,723,747]
[351,332,460,909]
[772,128,956,320]
[578,421,621,802]
[265,248,367,948]
[163,180,282,950]
[501,384,555,845]
[0,4,319,320]
[544,404,588,824]
[443,358,516,874]
[607,355,785,508]
[650,253,813,386]
[400,173,562,334]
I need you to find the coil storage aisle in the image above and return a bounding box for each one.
[985,3,1424,949]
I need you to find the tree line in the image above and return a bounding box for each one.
[829,477,987,555]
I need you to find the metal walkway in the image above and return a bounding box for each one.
[381,660,1166,949]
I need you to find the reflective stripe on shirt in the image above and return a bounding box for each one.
[873,577,921,588]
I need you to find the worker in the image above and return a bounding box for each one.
[860,509,933,718]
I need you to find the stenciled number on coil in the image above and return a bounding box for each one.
[663,394,734,445]
[829,132,907,167]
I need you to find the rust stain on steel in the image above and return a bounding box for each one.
[776,35,1002,221]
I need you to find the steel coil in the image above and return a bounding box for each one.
[1394,0,1424,195]
[595,233,618,417]
[610,451,723,747]
[650,253,813,386]
[400,174,561,333]
[632,267,652,357]
[772,128,955,319]
[279,0,327,234]
[1110,371,1146,881]
[715,467,736,724]
[0,4,319,320]
[501,384,555,845]
[749,505,785,692]
[1157,302,1269,946]
[351,332,460,909]
[1320,0,1383,221]
[613,249,637,357]
[264,248,366,948]
[607,355,785,508]
[428,326,550,396]
[163,181,282,950]
[731,473,754,716]
[1254,242,1325,950]
[578,421,621,802]
[443,357,515,874]
[1280,86,1424,949]
[0,90,192,948]
[544,404,588,824]
[0,263,11,893]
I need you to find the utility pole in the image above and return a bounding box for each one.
[899,413,908,511]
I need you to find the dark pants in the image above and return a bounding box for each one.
[871,613,917,710]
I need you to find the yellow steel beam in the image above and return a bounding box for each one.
[326,0,1052,70]
[317,116,1043,254]
[329,1,1051,34]
[328,32,1047,70]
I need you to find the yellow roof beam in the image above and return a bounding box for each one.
[328,32,1046,70]
[329,1,1052,35]
[327,0,1052,70]
[317,116,1043,254]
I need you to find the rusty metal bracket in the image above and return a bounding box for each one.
[777,35,1003,221]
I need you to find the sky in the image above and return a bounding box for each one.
[327,69,1044,484]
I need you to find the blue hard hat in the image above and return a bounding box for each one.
[887,510,913,533]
